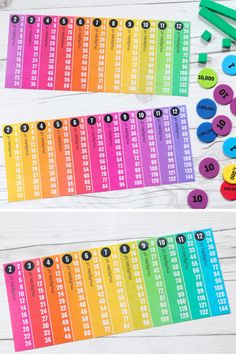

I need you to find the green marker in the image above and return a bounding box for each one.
[199,7,236,41]
[200,0,236,21]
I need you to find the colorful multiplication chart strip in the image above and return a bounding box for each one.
[2,105,195,202]
[5,14,190,96]
[4,228,230,352]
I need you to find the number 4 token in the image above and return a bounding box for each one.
[187,189,208,209]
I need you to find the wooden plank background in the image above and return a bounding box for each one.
[0,211,235,354]
[0,0,235,208]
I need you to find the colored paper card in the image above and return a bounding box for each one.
[5,14,190,96]
[2,105,195,202]
[4,228,230,351]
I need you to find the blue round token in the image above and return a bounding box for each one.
[222,55,236,76]
[196,98,217,119]
[223,137,236,158]
[197,122,218,143]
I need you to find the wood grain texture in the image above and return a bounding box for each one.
[0,211,235,354]
[0,0,236,209]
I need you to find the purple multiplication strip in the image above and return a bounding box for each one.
[102,112,128,191]
[136,109,161,187]
[21,15,42,89]
[5,15,26,88]
[4,262,34,352]
[170,105,195,183]
[153,107,178,185]
[119,110,145,189]
[86,114,110,193]
[38,16,58,90]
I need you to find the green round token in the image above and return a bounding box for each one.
[197,68,218,89]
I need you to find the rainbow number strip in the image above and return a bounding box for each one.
[4,228,230,351]
[5,14,190,96]
[3,105,194,202]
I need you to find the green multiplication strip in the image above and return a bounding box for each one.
[175,232,211,320]
[137,238,172,327]
[172,22,184,96]
[155,21,167,95]
[176,21,190,96]
[156,235,192,323]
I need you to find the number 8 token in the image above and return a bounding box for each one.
[187,189,208,209]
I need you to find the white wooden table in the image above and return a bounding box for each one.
[0,0,236,209]
[0,211,235,354]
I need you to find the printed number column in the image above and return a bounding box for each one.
[157,236,192,323]
[3,124,25,201]
[137,239,172,326]
[4,262,34,351]
[119,242,152,330]
[41,256,74,345]
[61,252,93,340]
[99,245,133,334]
[194,229,230,316]
[5,15,26,88]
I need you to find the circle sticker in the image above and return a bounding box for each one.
[195,231,205,241]
[187,189,208,209]
[222,55,236,76]
[199,157,220,179]
[120,244,130,254]
[5,264,15,274]
[222,164,236,184]
[24,261,35,271]
[62,254,73,264]
[138,241,149,251]
[81,251,92,261]
[4,125,13,134]
[43,257,54,268]
[230,97,236,115]
[213,84,234,105]
[197,122,218,143]
[220,181,236,201]
[157,238,167,248]
[101,247,111,257]
[197,68,218,89]
[176,234,186,244]
[223,137,236,158]
[196,98,217,119]
[212,115,232,136]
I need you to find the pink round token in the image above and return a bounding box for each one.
[199,157,220,179]
[212,115,232,136]
[213,84,234,105]
[187,189,208,209]
[230,97,236,115]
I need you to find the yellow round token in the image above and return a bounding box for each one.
[222,164,236,184]
[197,68,218,89]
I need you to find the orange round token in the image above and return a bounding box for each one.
[220,181,236,201]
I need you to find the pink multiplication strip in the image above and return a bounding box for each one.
[21,15,42,89]
[102,112,127,191]
[38,16,58,90]
[5,15,26,88]
[119,110,145,189]
[86,114,110,193]
[136,109,161,187]
[4,262,34,352]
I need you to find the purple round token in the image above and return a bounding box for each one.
[213,84,234,105]
[212,115,232,136]
[187,189,208,209]
[199,157,220,179]
[230,97,236,115]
